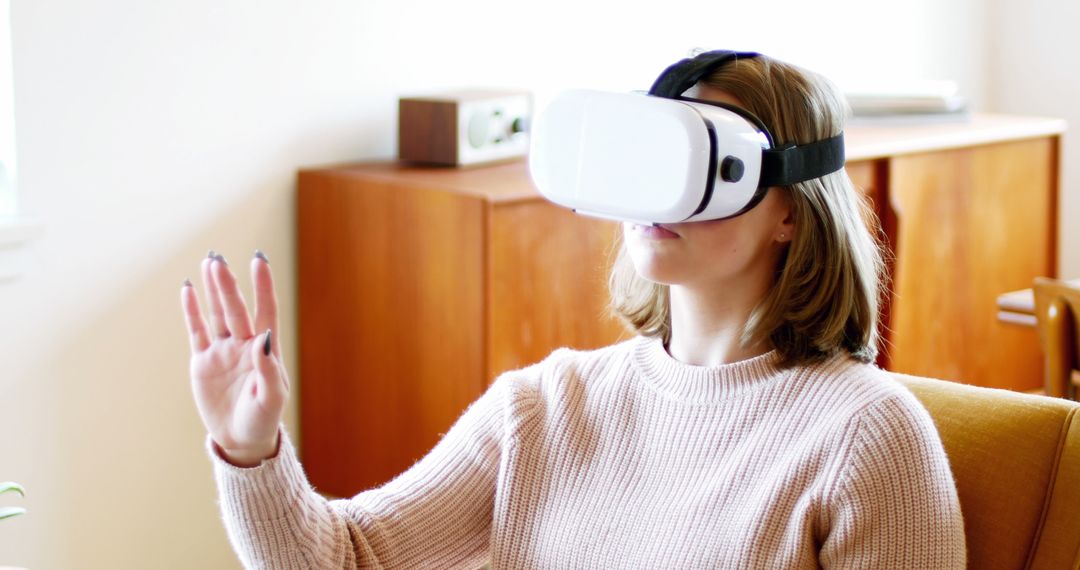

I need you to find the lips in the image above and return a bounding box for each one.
[634,223,680,239]
[655,224,680,237]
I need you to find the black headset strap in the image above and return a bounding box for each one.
[649,49,846,187]
[760,135,846,187]
[648,50,761,98]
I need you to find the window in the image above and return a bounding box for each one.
[1,0,17,218]
[0,0,43,280]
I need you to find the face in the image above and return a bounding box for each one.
[623,86,794,290]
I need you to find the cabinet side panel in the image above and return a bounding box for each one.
[487,200,628,377]
[298,170,485,496]
[846,161,877,203]
[847,159,896,369]
[888,138,1053,390]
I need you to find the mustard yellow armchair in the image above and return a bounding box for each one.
[896,373,1080,569]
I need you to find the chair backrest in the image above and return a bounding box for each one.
[1033,277,1080,400]
[894,373,1080,570]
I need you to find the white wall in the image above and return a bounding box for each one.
[986,0,1080,277]
[0,1,986,568]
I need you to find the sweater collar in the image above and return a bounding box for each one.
[631,335,786,403]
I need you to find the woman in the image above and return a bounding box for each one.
[181,52,966,569]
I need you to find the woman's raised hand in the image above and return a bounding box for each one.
[181,251,289,467]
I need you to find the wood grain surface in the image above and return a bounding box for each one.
[298,168,488,494]
[887,138,1056,390]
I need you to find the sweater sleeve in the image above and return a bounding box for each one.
[206,372,519,569]
[819,392,967,569]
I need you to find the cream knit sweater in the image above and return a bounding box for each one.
[206,336,967,569]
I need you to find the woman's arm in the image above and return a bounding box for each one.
[819,393,967,569]
[207,371,517,569]
[183,252,521,568]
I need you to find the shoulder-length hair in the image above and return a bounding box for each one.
[608,53,888,367]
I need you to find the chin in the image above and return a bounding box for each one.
[627,253,695,285]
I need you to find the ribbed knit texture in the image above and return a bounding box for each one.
[206,336,967,569]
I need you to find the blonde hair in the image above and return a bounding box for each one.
[608,54,887,367]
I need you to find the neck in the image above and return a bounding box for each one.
[666,278,773,367]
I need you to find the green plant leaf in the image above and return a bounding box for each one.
[0,506,26,520]
[0,482,25,497]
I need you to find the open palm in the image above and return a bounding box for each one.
[181,252,288,465]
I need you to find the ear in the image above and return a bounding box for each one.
[774,188,795,243]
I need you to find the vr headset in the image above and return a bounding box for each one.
[527,50,846,224]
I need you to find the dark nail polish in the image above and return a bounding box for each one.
[183,278,193,287]
[214,254,228,266]
[207,249,216,259]
[263,329,273,356]
[255,250,270,264]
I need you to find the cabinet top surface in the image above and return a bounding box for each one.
[844,112,1064,161]
[302,113,1065,202]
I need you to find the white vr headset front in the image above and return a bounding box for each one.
[528,50,846,225]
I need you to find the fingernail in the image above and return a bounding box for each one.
[182,278,192,287]
[254,250,270,264]
[263,329,273,356]
[214,254,228,266]
[207,249,216,259]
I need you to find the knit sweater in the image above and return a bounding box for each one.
[206,336,967,569]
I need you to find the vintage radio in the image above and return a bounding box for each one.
[398,89,531,167]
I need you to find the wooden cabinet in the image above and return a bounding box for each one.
[298,114,1063,497]
[841,116,1063,391]
[886,137,1059,389]
[297,161,626,497]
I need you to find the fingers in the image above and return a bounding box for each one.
[201,255,229,339]
[211,255,255,340]
[252,329,290,406]
[180,281,211,352]
[251,252,281,357]
[191,250,267,346]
